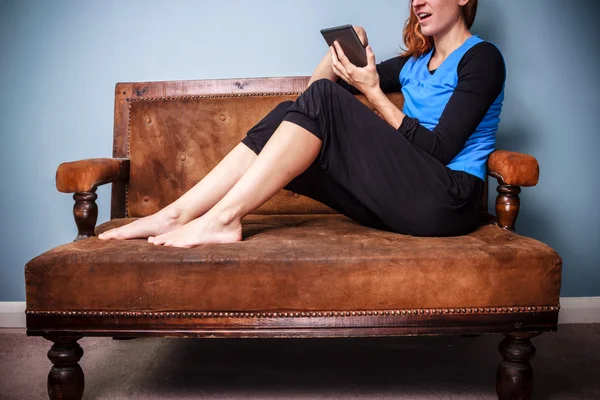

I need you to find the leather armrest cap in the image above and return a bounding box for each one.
[56,158,129,193]
[488,150,539,187]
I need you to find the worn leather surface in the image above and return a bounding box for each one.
[127,93,405,217]
[488,150,539,187]
[25,212,562,312]
[56,158,129,193]
[36,86,557,320]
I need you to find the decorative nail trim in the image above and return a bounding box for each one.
[127,100,132,157]
[124,182,129,218]
[124,98,132,218]
[127,92,303,103]
[26,306,560,318]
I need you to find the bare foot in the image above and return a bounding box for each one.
[149,210,242,248]
[98,207,188,240]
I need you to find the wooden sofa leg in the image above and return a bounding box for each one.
[73,191,98,241]
[496,332,539,400]
[44,335,84,400]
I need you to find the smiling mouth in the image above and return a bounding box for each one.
[418,13,432,21]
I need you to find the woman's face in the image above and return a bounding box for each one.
[411,0,468,37]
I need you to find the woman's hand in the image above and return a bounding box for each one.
[330,39,380,99]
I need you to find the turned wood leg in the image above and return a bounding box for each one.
[44,335,84,400]
[496,333,539,400]
[73,192,98,241]
[496,184,521,231]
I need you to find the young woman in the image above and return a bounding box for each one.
[99,0,505,248]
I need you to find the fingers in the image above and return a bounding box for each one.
[332,62,349,81]
[333,41,356,71]
[366,45,376,67]
[330,45,350,81]
[330,46,342,77]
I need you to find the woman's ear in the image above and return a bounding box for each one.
[458,0,469,6]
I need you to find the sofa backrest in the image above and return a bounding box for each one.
[111,77,487,218]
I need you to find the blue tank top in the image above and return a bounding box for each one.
[399,35,505,181]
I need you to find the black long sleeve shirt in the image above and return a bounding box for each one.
[336,42,506,166]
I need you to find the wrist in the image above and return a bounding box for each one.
[365,87,386,105]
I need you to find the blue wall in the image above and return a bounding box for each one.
[1,0,598,301]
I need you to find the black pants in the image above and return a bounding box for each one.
[241,78,484,237]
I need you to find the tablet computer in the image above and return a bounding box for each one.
[320,24,368,68]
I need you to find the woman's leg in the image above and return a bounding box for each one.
[243,103,391,232]
[149,119,322,247]
[149,80,393,247]
[98,143,256,240]
[151,78,483,247]
[98,101,295,240]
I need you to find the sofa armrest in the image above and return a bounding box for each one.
[55,158,129,241]
[487,150,539,232]
[488,150,539,187]
[56,158,130,193]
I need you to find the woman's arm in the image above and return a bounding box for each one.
[334,41,505,166]
[313,26,407,94]
[397,43,506,165]
[332,44,407,128]
[307,26,369,87]
[337,55,407,95]
[366,89,406,129]
[330,40,408,98]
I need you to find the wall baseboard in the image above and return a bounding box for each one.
[2,298,599,328]
[557,297,600,324]
[1,302,27,329]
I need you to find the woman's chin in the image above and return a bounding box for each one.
[419,27,435,37]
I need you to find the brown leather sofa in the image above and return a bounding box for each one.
[25,76,562,400]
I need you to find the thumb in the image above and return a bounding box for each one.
[366,45,376,66]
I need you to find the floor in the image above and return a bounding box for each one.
[1,325,599,399]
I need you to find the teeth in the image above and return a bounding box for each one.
[419,13,431,18]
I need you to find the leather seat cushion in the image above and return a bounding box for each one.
[25,212,562,313]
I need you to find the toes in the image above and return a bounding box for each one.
[165,240,192,249]
[152,235,170,245]
[153,237,167,245]
[99,228,125,240]
[98,231,112,240]
[151,235,163,244]
[164,240,185,248]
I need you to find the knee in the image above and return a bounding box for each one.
[295,78,340,110]
[307,78,338,93]
[272,100,294,115]
[265,100,295,123]
[276,100,294,108]
[306,78,347,102]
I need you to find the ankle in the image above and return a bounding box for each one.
[160,206,185,222]
[216,207,241,226]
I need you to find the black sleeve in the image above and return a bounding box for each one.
[336,55,409,94]
[397,42,506,165]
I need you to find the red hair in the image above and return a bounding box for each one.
[401,0,478,58]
